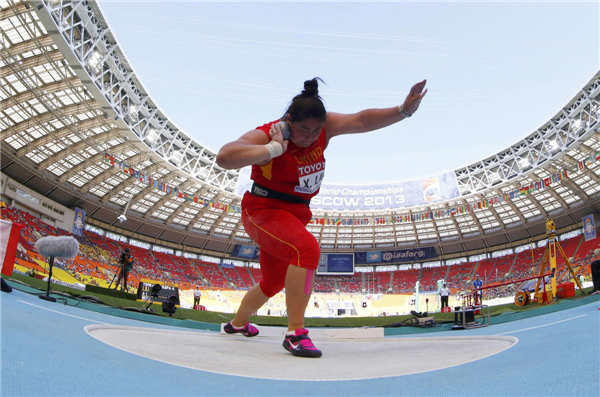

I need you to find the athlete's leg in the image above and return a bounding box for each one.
[285,265,315,332]
[230,284,270,328]
[231,248,288,327]
[242,206,320,332]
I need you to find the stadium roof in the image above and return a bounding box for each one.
[2,0,600,258]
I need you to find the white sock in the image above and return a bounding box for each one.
[230,322,245,330]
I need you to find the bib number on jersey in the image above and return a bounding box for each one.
[295,161,325,194]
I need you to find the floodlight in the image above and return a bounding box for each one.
[519,158,530,168]
[87,51,101,68]
[145,129,158,145]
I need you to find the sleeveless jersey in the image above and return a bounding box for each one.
[251,120,327,201]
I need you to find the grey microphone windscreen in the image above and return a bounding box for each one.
[35,236,79,259]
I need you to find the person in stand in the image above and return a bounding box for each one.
[473,274,483,303]
[217,77,427,358]
[440,283,451,308]
[114,248,134,292]
[194,285,202,307]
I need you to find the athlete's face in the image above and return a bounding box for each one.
[289,118,323,147]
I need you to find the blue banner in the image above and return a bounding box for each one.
[72,208,85,236]
[355,247,437,265]
[366,251,382,263]
[231,244,260,260]
[583,214,596,241]
[317,253,354,275]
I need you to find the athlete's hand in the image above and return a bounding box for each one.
[402,79,428,115]
[269,123,289,153]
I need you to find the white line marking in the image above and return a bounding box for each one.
[18,300,109,324]
[496,314,588,335]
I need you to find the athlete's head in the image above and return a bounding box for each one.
[283,78,326,147]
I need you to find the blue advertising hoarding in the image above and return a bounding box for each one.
[355,247,437,265]
[231,244,260,260]
[317,253,355,275]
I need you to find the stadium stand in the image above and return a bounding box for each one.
[1,0,599,321]
[231,265,255,289]
[4,199,598,304]
[221,265,246,290]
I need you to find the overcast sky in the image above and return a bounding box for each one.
[98,1,599,184]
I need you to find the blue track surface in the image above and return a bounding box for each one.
[1,286,598,396]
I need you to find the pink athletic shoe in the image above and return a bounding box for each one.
[223,321,259,337]
[282,328,322,358]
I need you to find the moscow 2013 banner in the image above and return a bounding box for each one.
[310,172,460,211]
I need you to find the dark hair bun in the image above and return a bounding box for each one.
[302,78,319,96]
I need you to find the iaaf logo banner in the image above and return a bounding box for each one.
[354,247,437,264]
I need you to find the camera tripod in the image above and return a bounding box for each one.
[107,269,119,289]
[143,293,159,311]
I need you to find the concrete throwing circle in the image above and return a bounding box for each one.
[85,324,517,381]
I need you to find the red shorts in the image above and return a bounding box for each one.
[241,192,320,297]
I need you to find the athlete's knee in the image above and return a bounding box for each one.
[298,237,320,270]
[259,279,285,298]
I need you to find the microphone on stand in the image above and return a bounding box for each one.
[35,236,79,302]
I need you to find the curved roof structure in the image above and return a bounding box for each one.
[2,0,600,258]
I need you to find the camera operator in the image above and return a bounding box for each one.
[114,248,134,292]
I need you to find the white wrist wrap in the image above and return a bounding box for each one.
[265,140,283,159]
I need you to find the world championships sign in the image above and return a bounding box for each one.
[310,172,460,211]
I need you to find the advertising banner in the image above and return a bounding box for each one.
[355,247,437,265]
[310,172,460,211]
[317,253,354,275]
[72,208,86,236]
[583,214,596,241]
[231,244,260,260]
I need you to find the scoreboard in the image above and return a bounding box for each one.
[316,253,354,276]
[136,279,180,305]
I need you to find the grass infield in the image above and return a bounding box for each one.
[5,273,596,328]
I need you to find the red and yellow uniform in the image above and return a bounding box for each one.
[242,120,326,297]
